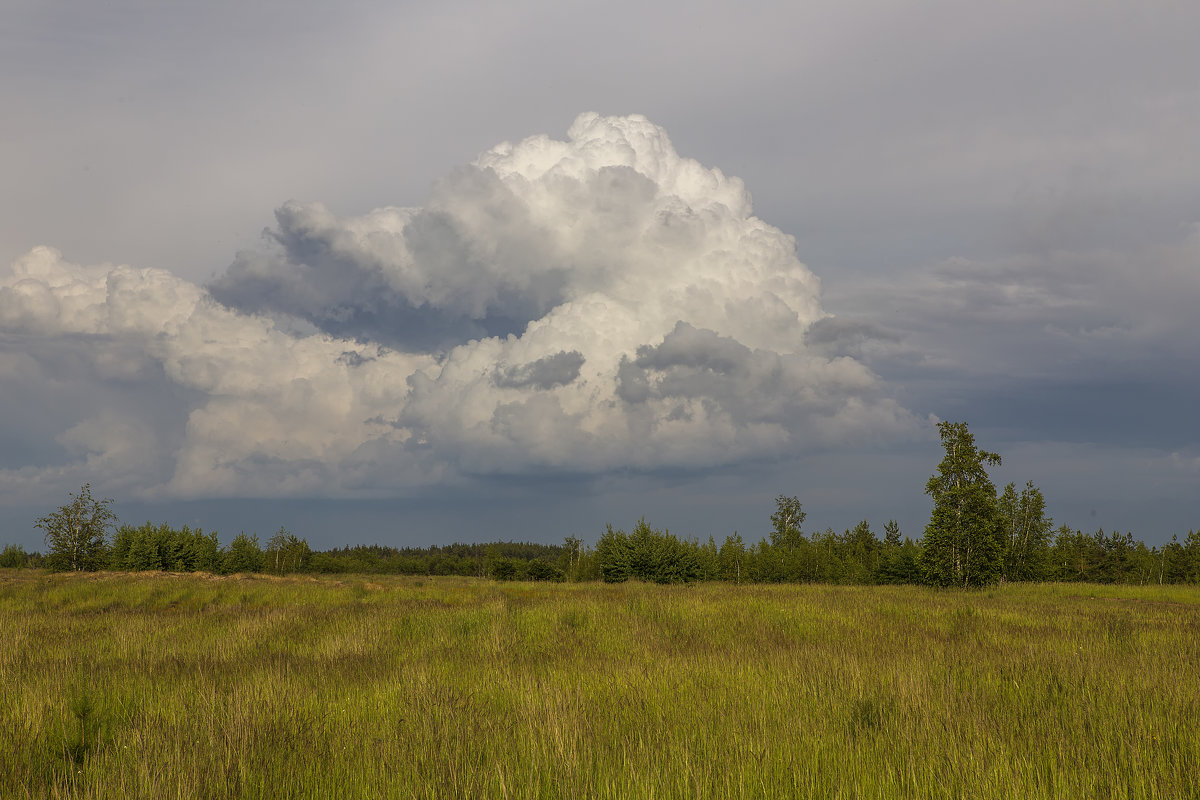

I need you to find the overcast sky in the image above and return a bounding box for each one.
[2,0,1197,549]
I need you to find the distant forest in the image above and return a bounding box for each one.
[5,423,1199,586]
[4,509,1199,587]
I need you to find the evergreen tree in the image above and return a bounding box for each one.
[189,530,222,573]
[920,421,1003,588]
[627,518,660,579]
[700,536,720,581]
[895,538,923,584]
[223,533,264,574]
[844,520,881,583]
[1050,525,1094,581]
[1095,529,1135,583]
[108,525,136,570]
[883,520,902,548]
[155,524,186,571]
[595,524,632,583]
[623,519,704,583]
[1184,531,1200,583]
[810,528,845,583]
[127,528,162,571]
[877,520,907,584]
[752,537,786,583]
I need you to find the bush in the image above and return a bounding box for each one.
[223,533,264,574]
[596,524,632,583]
[490,557,520,581]
[597,519,706,583]
[0,544,29,568]
[525,558,565,582]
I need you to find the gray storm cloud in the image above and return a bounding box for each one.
[494,351,586,391]
[0,114,915,500]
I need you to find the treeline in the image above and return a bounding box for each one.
[1,523,312,576]
[576,517,1200,585]
[8,425,1200,588]
[309,541,567,578]
[4,518,1199,586]
[0,522,569,579]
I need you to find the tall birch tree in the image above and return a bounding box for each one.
[36,483,117,572]
[920,422,1003,587]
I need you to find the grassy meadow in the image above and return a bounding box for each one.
[1,571,1197,799]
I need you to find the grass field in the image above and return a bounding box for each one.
[1,571,1197,799]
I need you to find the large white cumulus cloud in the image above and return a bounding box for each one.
[0,246,436,500]
[212,113,824,352]
[0,114,914,501]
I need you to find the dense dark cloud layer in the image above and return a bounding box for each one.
[0,115,915,505]
[828,224,1200,433]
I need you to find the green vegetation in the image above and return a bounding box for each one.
[11,422,1197,587]
[921,420,1005,587]
[3,416,1196,796]
[0,543,37,569]
[1,572,1196,798]
[34,483,116,573]
[9,500,1200,588]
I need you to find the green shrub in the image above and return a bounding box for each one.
[0,543,29,568]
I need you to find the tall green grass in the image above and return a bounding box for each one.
[1,571,1197,798]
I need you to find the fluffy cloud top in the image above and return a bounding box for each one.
[0,114,913,501]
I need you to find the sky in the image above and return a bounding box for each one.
[2,0,1198,550]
